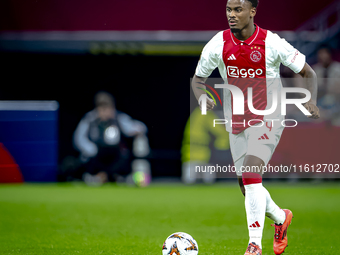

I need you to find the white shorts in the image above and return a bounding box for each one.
[229,121,284,176]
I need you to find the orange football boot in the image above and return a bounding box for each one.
[244,242,262,255]
[272,209,293,254]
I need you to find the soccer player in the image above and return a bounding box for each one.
[191,0,320,254]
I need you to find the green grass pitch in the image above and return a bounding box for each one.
[0,182,339,254]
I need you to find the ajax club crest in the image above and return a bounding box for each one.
[250,50,262,62]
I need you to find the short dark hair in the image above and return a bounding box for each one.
[94,91,115,108]
[246,0,258,8]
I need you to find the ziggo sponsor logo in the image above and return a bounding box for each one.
[227,66,263,78]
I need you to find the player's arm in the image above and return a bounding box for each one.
[73,113,98,159]
[191,75,215,111]
[117,113,147,137]
[298,63,320,119]
[192,31,223,111]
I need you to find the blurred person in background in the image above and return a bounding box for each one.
[73,91,150,186]
[313,47,340,125]
[313,47,340,100]
[288,47,340,122]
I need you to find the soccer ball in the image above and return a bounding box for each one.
[162,232,199,255]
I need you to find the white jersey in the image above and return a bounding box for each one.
[195,25,306,134]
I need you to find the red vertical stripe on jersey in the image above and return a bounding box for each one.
[222,25,268,134]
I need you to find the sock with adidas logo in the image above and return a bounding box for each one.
[243,173,266,249]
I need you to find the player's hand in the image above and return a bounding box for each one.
[206,97,215,111]
[304,101,320,119]
[198,94,215,111]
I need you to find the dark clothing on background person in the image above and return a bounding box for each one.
[73,109,147,181]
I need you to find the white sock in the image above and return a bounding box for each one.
[263,186,285,225]
[244,183,266,249]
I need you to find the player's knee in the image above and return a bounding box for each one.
[242,172,262,186]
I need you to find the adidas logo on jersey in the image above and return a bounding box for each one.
[258,133,269,140]
[227,54,236,60]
